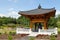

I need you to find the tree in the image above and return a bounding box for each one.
[0,16,17,26]
[17,16,30,28]
[48,17,57,28]
[57,15,60,21]
[56,14,60,28]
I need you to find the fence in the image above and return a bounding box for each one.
[16,27,58,36]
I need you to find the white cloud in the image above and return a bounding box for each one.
[1,8,60,18]
[0,8,20,18]
[7,8,20,18]
[56,10,60,15]
[0,13,6,17]
[7,10,60,18]
[0,12,20,18]
[7,10,20,18]
[8,0,18,3]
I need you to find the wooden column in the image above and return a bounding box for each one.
[44,21,47,29]
[30,21,33,29]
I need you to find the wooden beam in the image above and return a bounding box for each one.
[31,19,45,23]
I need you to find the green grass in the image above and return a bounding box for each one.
[0,27,16,34]
[29,36,35,40]
[58,28,60,32]
[58,28,60,33]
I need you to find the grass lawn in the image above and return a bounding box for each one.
[58,28,60,33]
[0,27,16,34]
[58,28,60,31]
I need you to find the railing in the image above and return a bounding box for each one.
[17,28,29,32]
[40,29,55,32]
[16,28,30,34]
[16,27,58,35]
[39,28,58,35]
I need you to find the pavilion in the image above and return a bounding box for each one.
[17,5,57,36]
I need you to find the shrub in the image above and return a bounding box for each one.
[29,36,34,40]
[12,32,16,35]
[9,32,11,35]
[50,34,56,40]
[0,32,2,35]
[4,31,7,34]
[8,35,12,40]
[7,24,16,28]
[0,26,4,29]
[9,31,16,35]
[48,17,57,28]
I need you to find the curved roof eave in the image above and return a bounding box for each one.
[18,8,56,15]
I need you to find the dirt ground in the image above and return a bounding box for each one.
[0,34,60,40]
[56,33,60,40]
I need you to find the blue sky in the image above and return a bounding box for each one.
[0,0,60,18]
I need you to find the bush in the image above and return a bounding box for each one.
[50,34,56,40]
[0,26,4,29]
[29,36,34,40]
[58,31,60,34]
[7,23,16,28]
[8,35,12,40]
[0,32,2,35]
[48,17,57,28]
[57,23,60,28]
[12,32,16,35]
[9,31,16,35]
[4,32,7,34]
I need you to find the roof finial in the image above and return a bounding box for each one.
[38,4,41,9]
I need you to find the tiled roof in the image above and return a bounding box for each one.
[18,8,56,15]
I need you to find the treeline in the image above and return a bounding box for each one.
[0,17,17,26]
[0,16,30,28]
[0,14,60,28]
[47,15,60,28]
